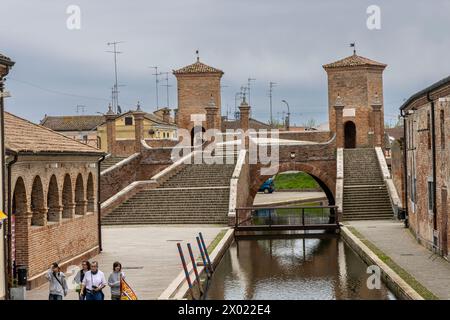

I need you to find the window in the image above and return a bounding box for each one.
[440,110,445,149]
[125,117,133,126]
[428,180,435,212]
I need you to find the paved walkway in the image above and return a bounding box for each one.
[26,225,227,300]
[347,220,450,299]
[253,191,326,206]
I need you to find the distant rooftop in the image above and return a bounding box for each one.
[5,112,102,154]
[173,58,223,75]
[323,53,386,69]
[41,115,105,131]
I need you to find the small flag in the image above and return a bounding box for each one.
[0,211,7,222]
[350,43,355,47]
[120,278,138,300]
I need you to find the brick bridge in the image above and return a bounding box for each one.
[100,130,338,225]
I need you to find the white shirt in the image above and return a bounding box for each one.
[82,270,106,290]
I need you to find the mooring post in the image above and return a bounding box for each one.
[302,208,305,226]
[196,236,211,277]
[177,243,195,299]
[199,232,214,272]
[187,243,203,295]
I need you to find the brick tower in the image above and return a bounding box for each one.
[323,52,387,148]
[173,56,224,134]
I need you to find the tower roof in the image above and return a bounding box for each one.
[173,59,223,75]
[323,53,386,70]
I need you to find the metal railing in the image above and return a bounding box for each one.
[235,205,339,230]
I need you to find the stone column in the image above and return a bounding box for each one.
[239,98,251,149]
[372,94,383,147]
[205,95,219,130]
[333,95,345,148]
[31,207,48,226]
[133,102,145,153]
[105,105,117,155]
[75,200,88,216]
[47,204,63,223]
[62,202,76,219]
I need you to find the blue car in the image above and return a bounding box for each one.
[259,178,275,194]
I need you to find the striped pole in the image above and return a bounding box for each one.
[196,236,211,278]
[187,243,203,295]
[199,232,214,272]
[177,243,195,299]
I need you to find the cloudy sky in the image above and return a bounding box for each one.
[1,0,450,126]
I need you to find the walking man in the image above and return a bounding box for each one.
[45,263,68,300]
[80,261,106,300]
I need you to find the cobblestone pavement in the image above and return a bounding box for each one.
[26,225,227,300]
[347,220,450,299]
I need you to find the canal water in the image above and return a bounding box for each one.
[205,236,396,300]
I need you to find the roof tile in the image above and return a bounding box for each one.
[5,112,101,154]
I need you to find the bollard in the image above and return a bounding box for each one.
[199,232,214,272]
[187,243,203,295]
[177,243,195,300]
[196,236,211,277]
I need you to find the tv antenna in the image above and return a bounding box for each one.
[149,66,161,110]
[247,78,256,106]
[161,72,172,107]
[106,41,124,114]
[76,105,87,114]
[268,82,277,126]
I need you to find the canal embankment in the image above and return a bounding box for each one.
[344,220,450,300]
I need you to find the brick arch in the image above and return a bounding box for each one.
[75,173,86,215]
[249,162,336,206]
[86,173,95,213]
[62,174,74,218]
[47,175,60,222]
[12,177,27,216]
[31,176,46,226]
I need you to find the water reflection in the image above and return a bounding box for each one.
[205,236,396,300]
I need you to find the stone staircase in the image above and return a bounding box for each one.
[343,148,393,220]
[102,161,236,225]
[101,156,128,172]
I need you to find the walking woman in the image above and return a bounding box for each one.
[108,261,125,300]
[45,263,68,300]
[74,260,90,300]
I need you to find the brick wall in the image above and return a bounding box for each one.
[326,67,384,148]
[26,213,99,288]
[404,84,450,257]
[175,74,222,132]
[390,139,405,207]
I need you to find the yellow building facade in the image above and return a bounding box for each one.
[97,111,177,152]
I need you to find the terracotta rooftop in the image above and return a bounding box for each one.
[323,53,386,69]
[5,112,102,154]
[173,59,223,75]
[40,115,105,131]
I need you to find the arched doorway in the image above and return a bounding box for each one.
[12,177,27,267]
[47,175,60,222]
[86,173,95,213]
[75,174,85,215]
[344,121,356,149]
[190,126,205,146]
[62,174,73,218]
[31,176,45,226]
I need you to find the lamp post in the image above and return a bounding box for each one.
[0,52,15,300]
[282,100,291,130]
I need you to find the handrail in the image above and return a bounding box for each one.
[236,205,338,210]
[235,205,339,229]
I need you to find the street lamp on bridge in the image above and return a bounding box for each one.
[281,100,291,130]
